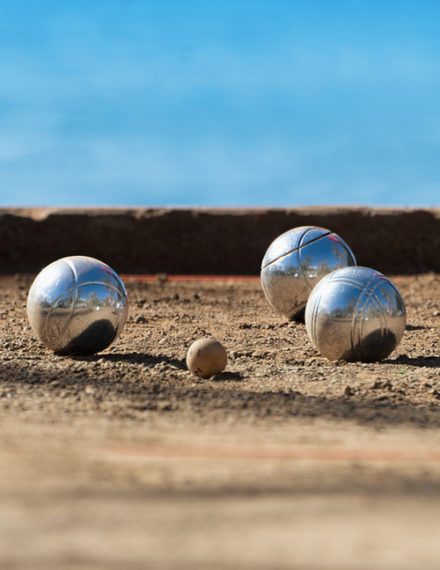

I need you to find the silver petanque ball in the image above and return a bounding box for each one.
[305,266,406,362]
[27,255,128,355]
[261,226,356,321]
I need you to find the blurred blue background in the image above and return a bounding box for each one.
[1,0,439,207]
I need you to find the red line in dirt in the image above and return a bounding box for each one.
[0,274,260,282]
[121,275,260,282]
[107,446,440,463]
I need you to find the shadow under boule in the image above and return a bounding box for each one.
[55,319,117,356]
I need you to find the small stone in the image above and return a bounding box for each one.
[156,273,168,285]
[158,400,173,411]
[375,395,389,402]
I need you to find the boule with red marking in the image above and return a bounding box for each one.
[261,225,356,321]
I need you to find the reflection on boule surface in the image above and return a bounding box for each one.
[27,255,128,355]
[305,266,406,362]
[261,226,356,321]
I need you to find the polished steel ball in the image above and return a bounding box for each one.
[261,226,356,321]
[27,256,128,355]
[305,266,406,362]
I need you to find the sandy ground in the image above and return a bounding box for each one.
[1,273,440,569]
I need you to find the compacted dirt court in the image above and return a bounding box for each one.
[1,272,440,569]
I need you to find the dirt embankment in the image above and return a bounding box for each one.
[1,206,440,274]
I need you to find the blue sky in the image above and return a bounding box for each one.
[1,0,440,207]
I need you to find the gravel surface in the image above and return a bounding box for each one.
[1,273,440,569]
[2,273,440,426]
